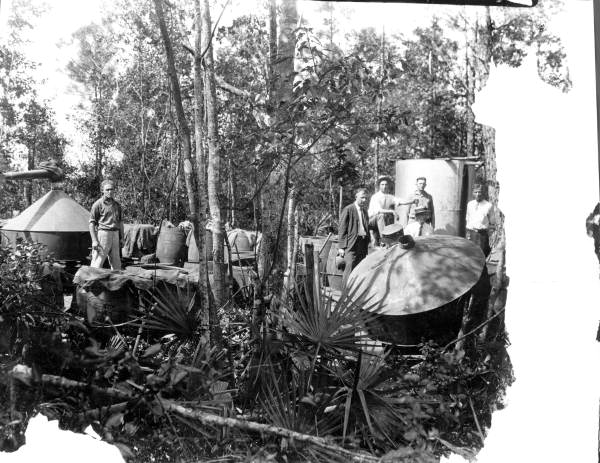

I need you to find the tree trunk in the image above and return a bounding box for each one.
[228,157,236,228]
[202,0,225,346]
[258,0,298,286]
[285,184,296,291]
[153,0,198,225]
[193,0,210,345]
[267,0,277,103]
[25,134,34,206]
[464,11,477,158]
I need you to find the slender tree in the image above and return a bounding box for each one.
[201,0,225,343]
[193,0,210,344]
[152,0,198,228]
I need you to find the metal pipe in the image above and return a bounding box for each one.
[1,165,64,183]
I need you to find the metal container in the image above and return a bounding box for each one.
[348,235,485,345]
[366,299,464,346]
[394,159,475,236]
[1,189,92,261]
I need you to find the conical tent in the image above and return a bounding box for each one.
[2,189,90,232]
[348,235,485,316]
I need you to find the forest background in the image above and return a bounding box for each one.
[0,1,588,462]
[0,0,571,304]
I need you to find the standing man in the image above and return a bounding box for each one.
[407,177,435,228]
[89,179,124,270]
[338,188,370,288]
[465,184,495,257]
[368,175,417,246]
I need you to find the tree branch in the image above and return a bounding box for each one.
[163,400,379,463]
[12,365,378,462]
[181,43,253,99]
[215,75,252,99]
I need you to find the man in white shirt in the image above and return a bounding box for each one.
[368,176,416,246]
[465,185,495,256]
[404,206,434,237]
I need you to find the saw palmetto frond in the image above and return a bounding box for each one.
[336,349,406,444]
[135,283,201,339]
[281,279,382,354]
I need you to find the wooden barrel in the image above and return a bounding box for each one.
[76,286,136,326]
[324,239,343,291]
[156,225,186,266]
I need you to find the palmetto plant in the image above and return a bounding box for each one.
[260,364,345,463]
[136,282,201,340]
[281,280,382,356]
[334,349,407,446]
[263,274,411,453]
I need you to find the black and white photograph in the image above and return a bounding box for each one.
[0,0,598,462]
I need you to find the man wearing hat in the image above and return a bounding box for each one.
[407,177,435,228]
[404,206,434,237]
[338,188,370,288]
[465,184,494,256]
[368,175,416,246]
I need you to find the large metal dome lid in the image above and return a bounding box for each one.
[347,235,485,316]
[1,189,90,233]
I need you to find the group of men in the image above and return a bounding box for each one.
[87,175,496,283]
[338,175,495,286]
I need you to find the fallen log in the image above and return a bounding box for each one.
[162,400,379,463]
[10,365,379,463]
[10,365,132,401]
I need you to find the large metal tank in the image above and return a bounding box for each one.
[348,235,485,345]
[394,159,475,236]
[1,188,92,261]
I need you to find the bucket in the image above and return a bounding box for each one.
[156,225,186,266]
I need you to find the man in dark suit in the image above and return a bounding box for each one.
[338,188,370,288]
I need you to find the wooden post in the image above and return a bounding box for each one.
[338,184,343,221]
[313,247,321,311]
[304,243,315,307]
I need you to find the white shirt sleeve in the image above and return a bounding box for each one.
[368,192,383,218]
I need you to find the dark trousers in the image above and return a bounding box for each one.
[466,229,490,257]
[342,236,369,289]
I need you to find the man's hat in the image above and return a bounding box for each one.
[382,222,404,237]
[414,206,430,216]
[377,175,393,185]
